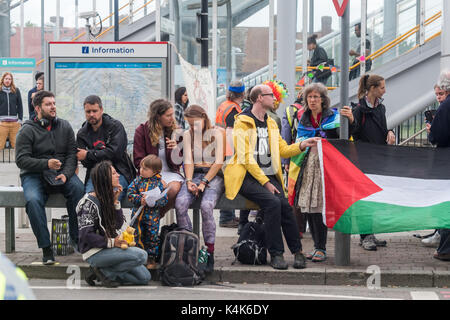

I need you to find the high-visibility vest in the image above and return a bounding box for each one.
[286,103,304,140]
[215,100,242,128]
[215,100,241,157]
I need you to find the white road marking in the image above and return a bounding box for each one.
[30,286,158,290]
[173,287,402,300]
[410,291,440,300]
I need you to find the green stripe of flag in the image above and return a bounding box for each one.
[333,200,450,235]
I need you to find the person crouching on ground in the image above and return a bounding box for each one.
[77,161,151,287]
[175,105,226,274]
[127,154,168,270]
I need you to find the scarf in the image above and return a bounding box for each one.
[287,109,340,205]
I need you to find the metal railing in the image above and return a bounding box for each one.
[396,103,438,148]
[242,0,442,91]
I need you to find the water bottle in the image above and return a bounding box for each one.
[199,245,209,264]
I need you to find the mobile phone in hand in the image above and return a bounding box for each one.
[425,110,436,123]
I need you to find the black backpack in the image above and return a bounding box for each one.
[231,219,267,265]
[159,230,203,287]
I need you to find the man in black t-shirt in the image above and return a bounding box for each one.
[224,84,320,270]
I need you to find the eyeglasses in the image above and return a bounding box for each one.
[307,95,322,101]
[261,93,274,98]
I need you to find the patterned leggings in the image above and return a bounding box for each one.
[175,173,224,245]
[133,210,160,259]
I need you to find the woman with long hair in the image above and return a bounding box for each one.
[175,105,226,273]
[341,74,395,251]
[77,161,150,287]
[0,72,23,150]
[133,99,183,216]
[174,87,189,130]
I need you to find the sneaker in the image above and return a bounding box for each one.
[205,253,214,274]
[360,235,377,251]
[422,232,441,248]
[42,246,56,265]
[373,236,387,247]
[92,267,120,288]
[270,254,288,270]
[219,219,239,228]
[293,252,307,269]
[85,267,97,286]
[433,251,450,261]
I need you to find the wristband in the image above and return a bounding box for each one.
[201,177,210,185]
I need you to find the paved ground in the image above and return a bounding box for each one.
[1,162,450,288]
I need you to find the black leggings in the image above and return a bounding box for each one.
[306,213,328,251]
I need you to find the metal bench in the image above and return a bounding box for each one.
[1,186,351,266]
[0,186,257,254]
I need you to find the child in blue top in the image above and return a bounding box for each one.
[127,154,168,269]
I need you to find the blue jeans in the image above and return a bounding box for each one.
[219,210,236,224]
[85,174,128,201]
[21,173,85,249]
[87,247,151,285]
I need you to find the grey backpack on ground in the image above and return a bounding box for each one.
[159,230,203,286]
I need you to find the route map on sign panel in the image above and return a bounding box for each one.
[54,61,163,148]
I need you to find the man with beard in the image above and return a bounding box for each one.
[76,95,135,200]
[15,90,84,264]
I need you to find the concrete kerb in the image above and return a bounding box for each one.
[13,261,450,288]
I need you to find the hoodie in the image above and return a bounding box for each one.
[76,194,125,260]
[15,118,77,178]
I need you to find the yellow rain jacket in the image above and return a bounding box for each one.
[224,112,302,200]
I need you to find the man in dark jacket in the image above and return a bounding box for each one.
[15,90,85,265]
[76,95,135,200]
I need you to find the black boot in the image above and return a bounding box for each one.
[42,246,56,265]
[85,266,97,286]
[92,267,120,288]
[205,252,214,274]
[270,254,288,270]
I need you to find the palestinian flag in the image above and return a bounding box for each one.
[318,139,450,234]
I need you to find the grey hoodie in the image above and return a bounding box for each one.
[15,118,78,179]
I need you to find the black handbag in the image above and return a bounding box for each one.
[42,169,65,187]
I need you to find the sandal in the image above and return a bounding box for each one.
[306,250,317,260]
[312,250,327,262]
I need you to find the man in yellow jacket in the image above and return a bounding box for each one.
[224,84,320,270]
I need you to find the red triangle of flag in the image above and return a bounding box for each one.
[320,140,382,229]
[332,0,349,17]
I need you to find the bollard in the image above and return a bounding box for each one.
[335,231,351,266]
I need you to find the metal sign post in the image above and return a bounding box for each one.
[335,2,351,267]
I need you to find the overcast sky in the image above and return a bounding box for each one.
[10,0,384,30]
